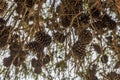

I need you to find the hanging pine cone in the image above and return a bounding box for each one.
[53,32,66,43]
[0,18,6,25]
[72,41,86,60]
[102,14,111,22]
[0,27,10,48]
[0,0,8,16]
[3,56,13,67]
[35,31,45,42]
[9,42,22,52]
[0,36,8,48]
[92,21,107,31]
[26,0,35,8]
[59,0,83,14]
[31,58,42,67]
[0,25,4,31]
[92,44,101,54]
[9,34,19,44]
[90,7,101,18]
[37,51,45,61]
[72,18,80,28]
[106,72,120,80]
[35,31,51,47]
[105,19,116,30]
[79,13,90,24]
[60,15,71,28]
[57,1,70,14]
[78,29,92,45]
[102,14,116,30]
[9,36,21,57]
[31,58,37,67]
[15,2,26,15]
[43,55,50,65]
[43,33,52,47]
[101,54,108,63]
[25,41,44,53]
[9,41,22,58]
[86,68,98,80]
[72,1,83,14]
[34,66,42,74]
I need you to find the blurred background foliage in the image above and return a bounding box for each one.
[0,0,120,80]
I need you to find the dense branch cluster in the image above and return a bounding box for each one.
[0,0,120,80]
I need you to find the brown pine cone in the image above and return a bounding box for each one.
[78,29,92,45]
[3,56,13,67]
[53,32,66,43]
[35,31,51,47]
[72,41,86,60]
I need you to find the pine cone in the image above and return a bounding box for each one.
[78,29,92,45]
[53,32,66,43]
[92,44,101,54]
[90,7,100,18]
[93,21,106,31]
[106,72,120,80]
[72,41,86,60]
[31,58,37,67]
[34,67,42,74]
[102,14,116,30]
[37,51,45,60]
[9,42,22,51]
[9,34,19,43]
[26,0,35,8]
[101,54,108,63]
[3,56,13,67]
[31,58,42,67]
[25,41,44,53]
[43,55,50,65]
[0,18,6,25]
[0,1,8,16]
[72,1,83,14]
[105,19,116,30]
[15,3,26,15]
[0,27,10,48]
[60,15,71,28]
[0,25,4,31]
[79,13,89,24]
[35,31,51,47]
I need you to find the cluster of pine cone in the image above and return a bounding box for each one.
[72,29,92,60]
[25,31,51,53]
[57,0,83,28]
[3,34,28,67]
[92,14,116,32]
[14,0,36,15]
[31,54,50,74]
[104,72,120,80]
[56,0,116,33]
[25,31,51,74]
